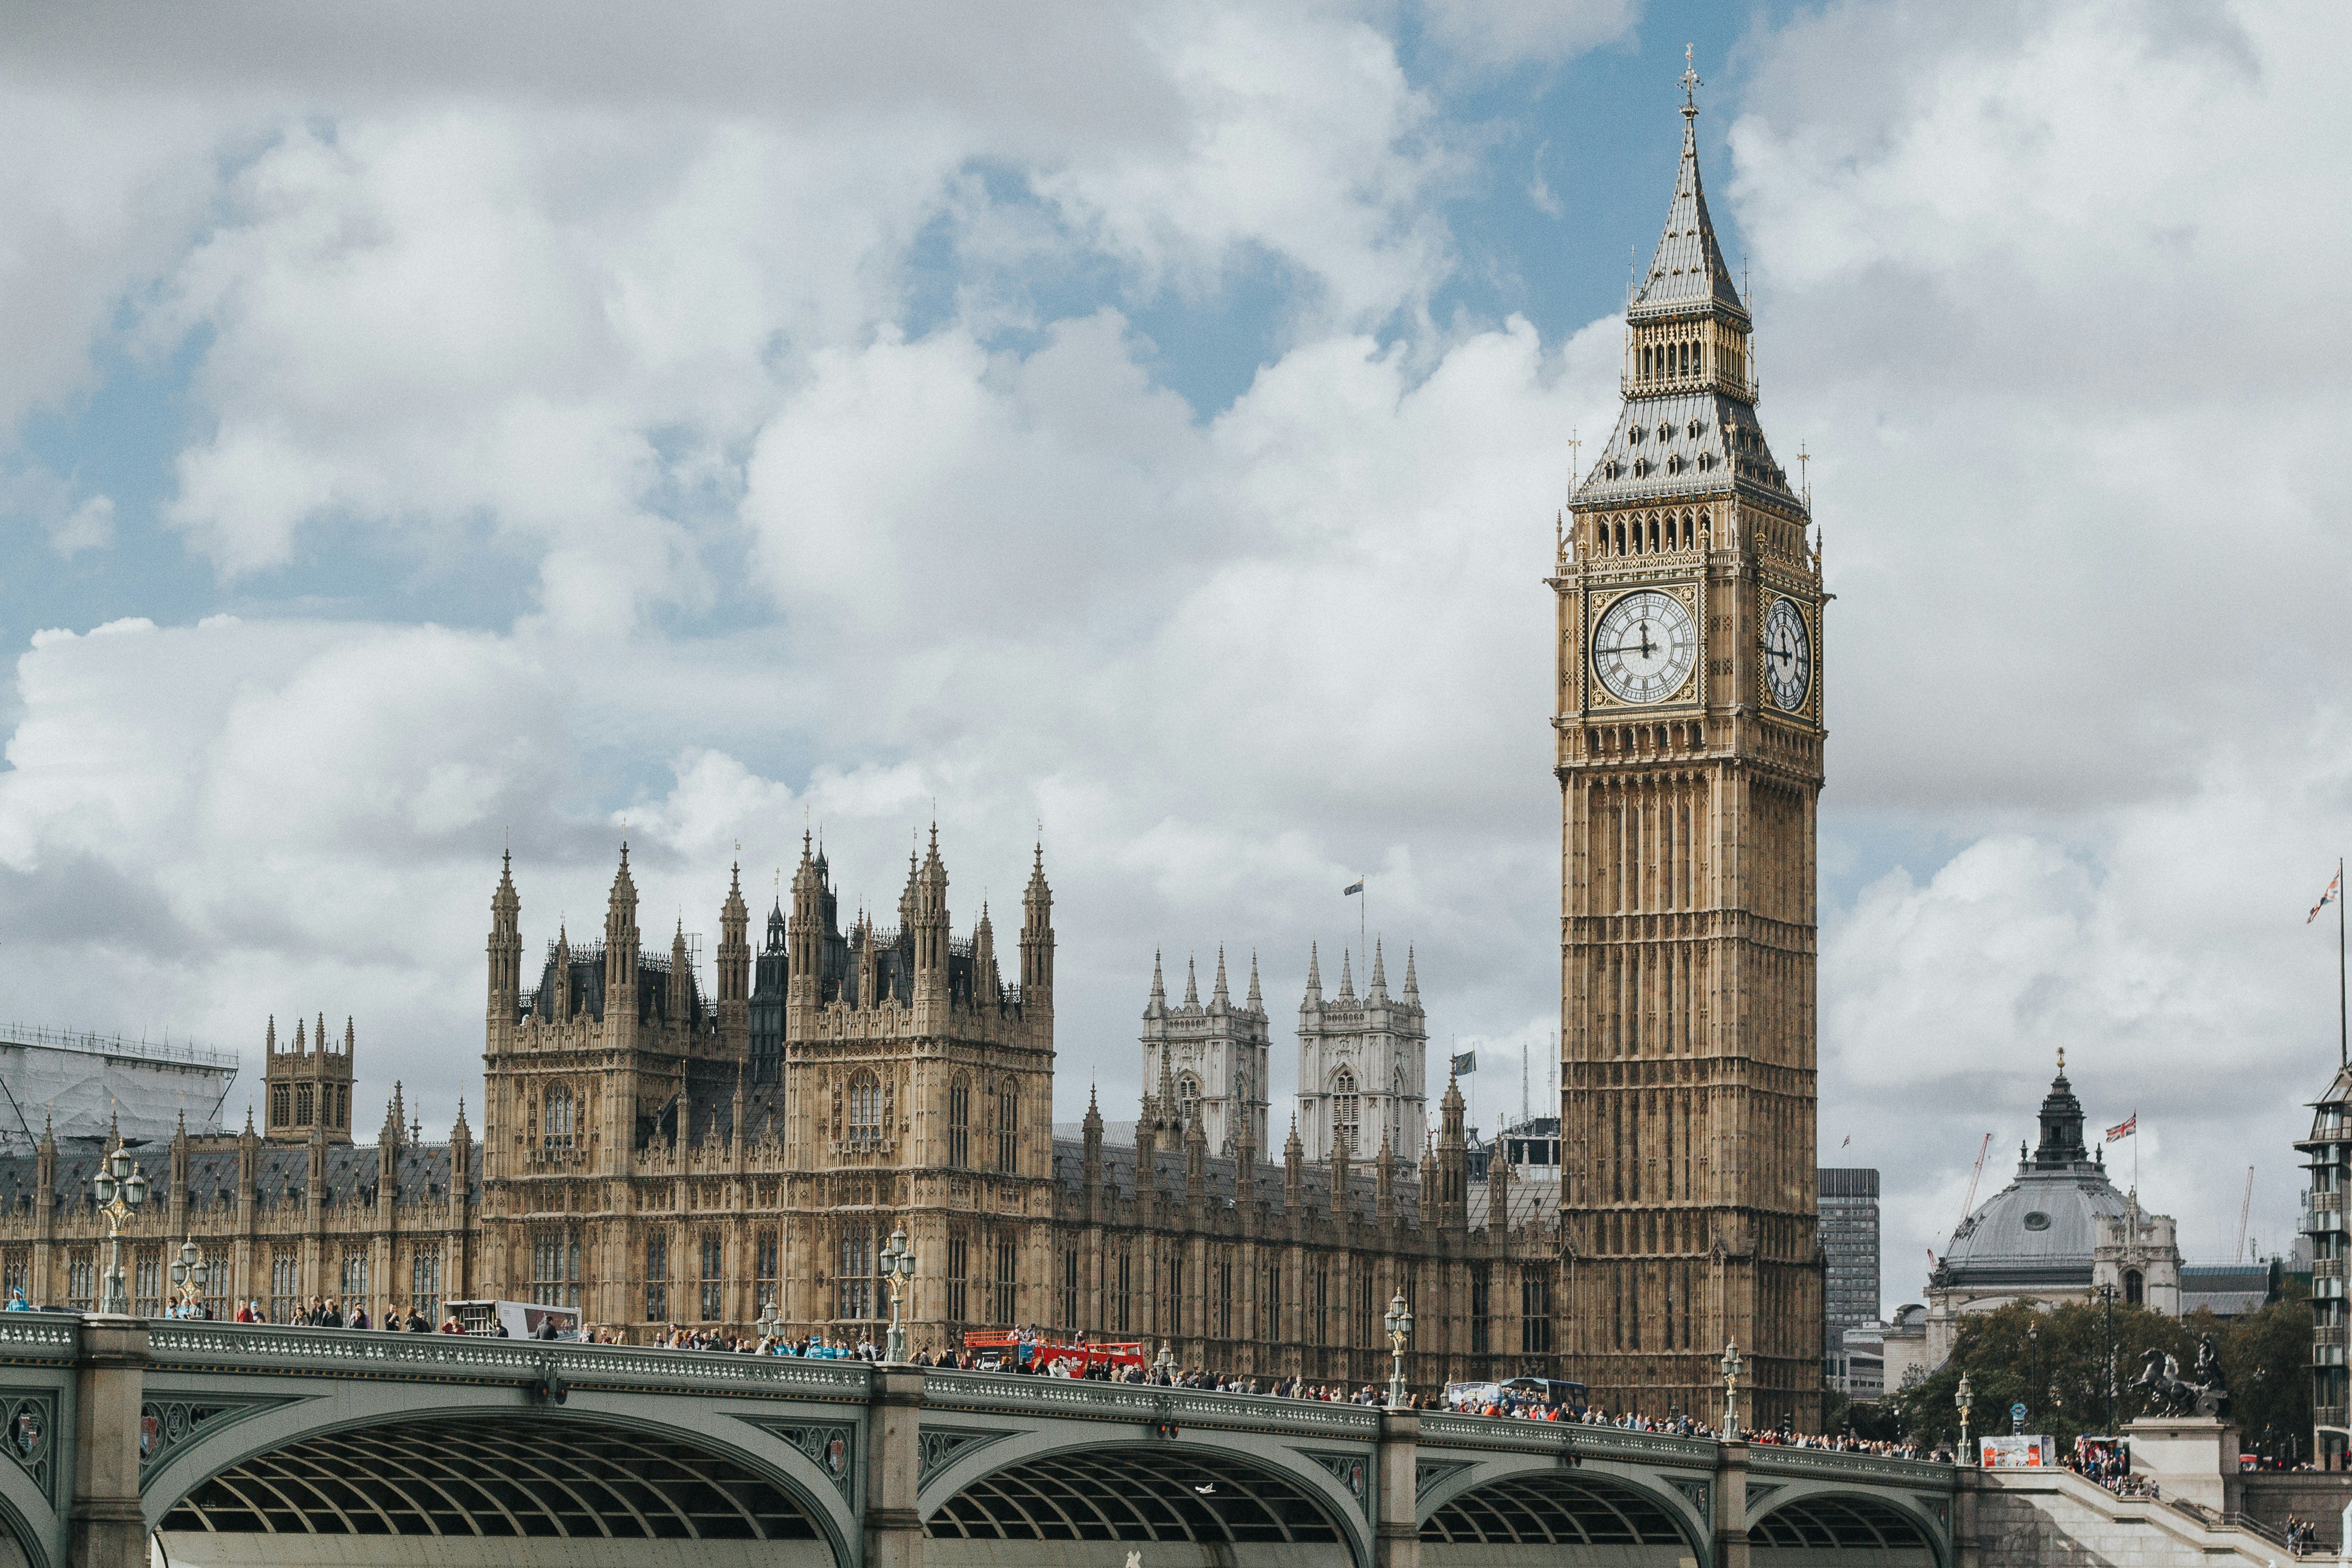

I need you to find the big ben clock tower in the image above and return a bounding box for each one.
[1553,59,1824,1434]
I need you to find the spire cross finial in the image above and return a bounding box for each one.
[1680,44,1701,116]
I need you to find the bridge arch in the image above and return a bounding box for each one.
[1747,1489,1943,1568]
[1416,1462,1710,1568]
[144,1402,857,1568]
[921,1437,1367,1568]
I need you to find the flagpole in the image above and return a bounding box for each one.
[2339,855,2345,1068]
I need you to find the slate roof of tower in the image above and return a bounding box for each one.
[1630,101,1748,323]
[1571,392,1801,511]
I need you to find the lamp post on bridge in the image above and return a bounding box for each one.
[1382,1290,1414,1410]
[2095,1283,2119,1432]
[879,1227,915,1364]
[1957,1372,1974,1462]
[1720,1340,1742,1438]
[167,1238,209,1318]
[91,1139,149,1316]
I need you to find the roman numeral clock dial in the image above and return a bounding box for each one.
[1764,594,1812,711]
[1591,589,1697,704]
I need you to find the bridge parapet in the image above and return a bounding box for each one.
[145,1321,871,1401]
[926,1367,1382,1439]
[0,1316,79,1363]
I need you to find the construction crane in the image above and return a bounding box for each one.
[1957,1133,1993,1233]
[2235,1166,2255,1264]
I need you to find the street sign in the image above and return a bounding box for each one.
[2011,1403,2027,1421]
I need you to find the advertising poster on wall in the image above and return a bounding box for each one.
[1980,1436,2055,1469]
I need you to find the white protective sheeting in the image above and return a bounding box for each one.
[0,1036,236,1147]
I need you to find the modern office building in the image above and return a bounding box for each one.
[2296,1063,2352,1468]
[1820,1167,1882,1359]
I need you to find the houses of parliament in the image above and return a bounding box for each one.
[0,84,1825,1429]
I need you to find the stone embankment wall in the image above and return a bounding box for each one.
[1968,1470,2285,1567]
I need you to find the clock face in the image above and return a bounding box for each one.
[1764,595,1812,711]
[1592,590,1698,704]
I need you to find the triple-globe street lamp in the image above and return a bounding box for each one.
[1381,1291,1415,1409]
[1720,1340,1743,1438]
[91,1140,149,1316]
[879,1228,916,1364]
[167,1238,210,1317]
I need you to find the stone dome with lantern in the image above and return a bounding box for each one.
[1917,1053,2181,1369]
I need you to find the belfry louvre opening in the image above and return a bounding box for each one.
[157,1415,822,1541]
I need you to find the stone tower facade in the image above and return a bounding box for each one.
[1140,950,1271,1159]
[1296,942,1427,1164]
[1554,72,1826,1432]
[262,1012,355,1145]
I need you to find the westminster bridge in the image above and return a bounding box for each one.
[0,1314,1964,1568]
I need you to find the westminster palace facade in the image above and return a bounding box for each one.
[0,83,1825,1429]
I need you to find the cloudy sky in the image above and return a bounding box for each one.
[0,0,2342,1313]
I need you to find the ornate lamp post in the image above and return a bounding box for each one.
[1382,1291,1414,1409]
[1957,1372,1975,1462]
[91,1139,149,1316]
[167,1238,210,1318]
[1720,1340,1743,1438]
[878,1227,915,1364]
[756,1297,785,1349]
[2095,1283,2118,1431]
[1153,1341,1176,1383]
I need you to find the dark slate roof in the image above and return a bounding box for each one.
[1571,393,1800,512]
[1630,110,1746,324]
[1048,1136,1420,1225]
[0,1136,477,1215]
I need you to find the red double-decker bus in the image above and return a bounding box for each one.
[961,1329,1148,1376]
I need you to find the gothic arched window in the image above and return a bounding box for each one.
[1332,1068,1359,1157]
[995,1079,1019,1173]
[294,1085,314,1127]
[948,1075,970,1167]
[848,1072,882,1144]
[270,1083,289,1129]
[543,1083,574,1151]
[1177,1072,1201,1128]
[2125,1269,2144,1305]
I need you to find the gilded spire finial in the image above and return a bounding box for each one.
[2057,1045,2066,1074]
[1680,43,1701,117]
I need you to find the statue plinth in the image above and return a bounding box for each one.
[2124,1416,2242,1514]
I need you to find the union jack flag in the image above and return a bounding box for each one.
[2312,868,2342,924]
[2105,1114,2136,1143]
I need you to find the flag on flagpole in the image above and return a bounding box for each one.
[2105,1113,2136,1143]
[1450,1050,1476,1075]
[2312,868,2342,924]
[1840,1135,1851,1148]
[1342,880,1365,897]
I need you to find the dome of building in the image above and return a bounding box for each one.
[1935,1058,2125,1292]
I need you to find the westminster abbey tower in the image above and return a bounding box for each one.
[1554,69,1827,1432]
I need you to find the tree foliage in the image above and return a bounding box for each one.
[1884,1298,2311,1454]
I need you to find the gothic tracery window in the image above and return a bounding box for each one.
[1332,1067,1359,1157]
[948,1074,970,1167]
[1176,1072,1201,1128]
[847,1071,882,1144]
[995,1079,1018,1173]
[543,1083,575,1151]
